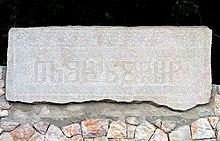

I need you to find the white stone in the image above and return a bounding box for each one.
[191,118,215,139]
[135,121,156,140]
[0,110,8,117]
[169,125,192,141]
[0,132,14,141]
[126,117,139,125]
[6,26,212,111]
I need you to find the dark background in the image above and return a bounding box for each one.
[0,0,219,84]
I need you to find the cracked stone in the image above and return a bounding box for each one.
[169,125,192,141]
[61,123,81,137]
[34,121,50,135]
[0,128,3,134]
[191,118,215,139]
[127,124,136,138]
[135,121,156,140]
[82,119,108,138]
[29,131,45,141]
[107,121,126,139]
[154,119,176,133]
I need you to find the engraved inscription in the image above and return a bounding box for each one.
[34,58,190,85]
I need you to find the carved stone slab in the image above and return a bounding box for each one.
[6,26,212,110]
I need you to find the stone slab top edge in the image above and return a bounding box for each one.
[8,25,212,31]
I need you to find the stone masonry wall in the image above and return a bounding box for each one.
[1,66,220,141]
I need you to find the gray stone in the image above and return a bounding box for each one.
[6,26,212,110]
[0,66,6,80]
[0,121,20,132]
[0,95,11,110]
[0,80,5,88]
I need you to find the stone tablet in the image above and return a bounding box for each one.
[6,26,212,110]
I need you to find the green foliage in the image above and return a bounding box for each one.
[171,0,199,23]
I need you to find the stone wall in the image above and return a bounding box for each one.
[1,66,220,141]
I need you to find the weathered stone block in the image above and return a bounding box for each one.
[6,26,212,110]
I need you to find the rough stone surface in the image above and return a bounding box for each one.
[0,128,3,134]
[11,123,35,141]
[61,123,81,137]
[0,132,14,141]
[0,121,20,132]
[0,80,4,88]
[214,93,220,116]
[127,124,136,139]
[107,121,126,138]
[150,129,168,141]
[6,26,212,111]
[216,120,220,140]
[34,121,50,135]
[82,119,108,138]
[135,121,156,140]
[169,125,192,141]
[125,117,139,125]
[0,88,5,96]
[45,124,68,141]
[71,135,83,141]
[0,109,8,117]
[94,136,108,141]
[0,95,11,110]
[154,119,176,133]
[191,118,215,139]
[0,66,6,79]
[29,131,45,141]
[208,116,219,129]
